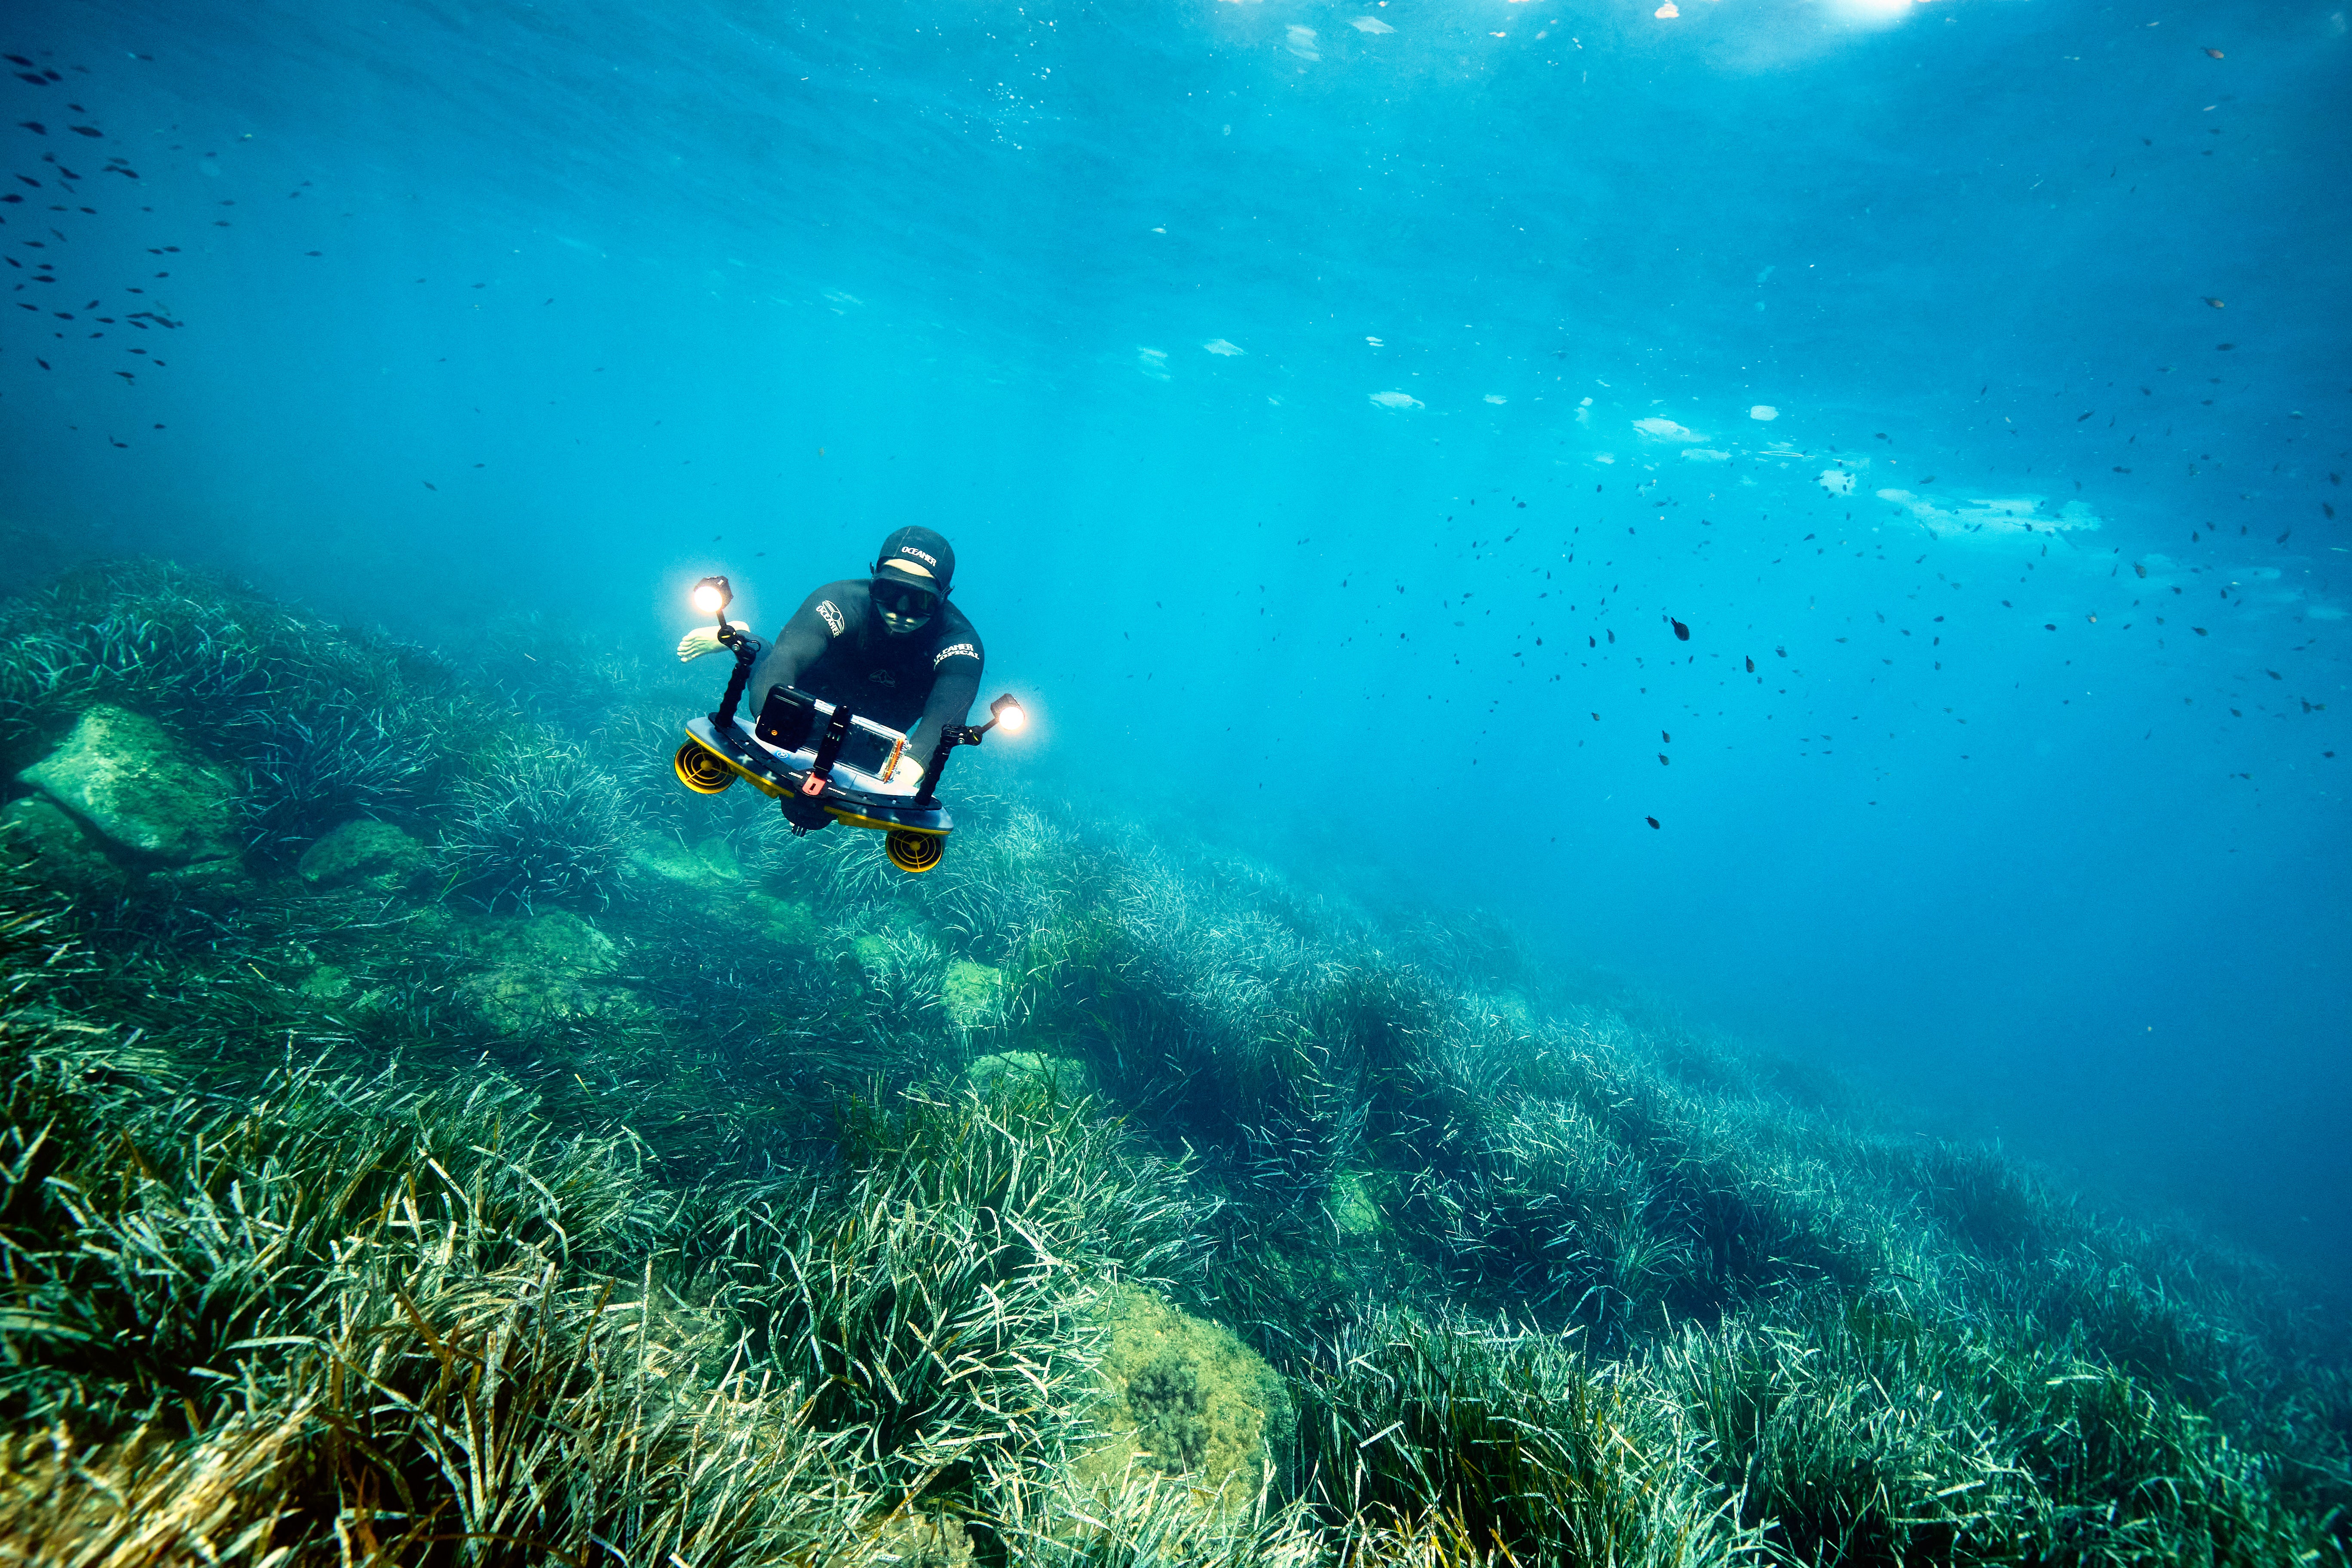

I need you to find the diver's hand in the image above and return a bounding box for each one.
[675,621,749,662]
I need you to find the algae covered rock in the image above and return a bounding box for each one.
[1078,1285,1295,1501]
[459,910,647,1033]
[851,931,894,976]
[943,958,1005,1030]
[630,834,744,889]
[291,960,387,1014]
[1329,1169,1384,1237]
[741,890,819,947]
[15,705,239,867]
[299,819,427,890]
[866,1512,972,1568]
[0,794,130,893]
[966,1050,1088,1099]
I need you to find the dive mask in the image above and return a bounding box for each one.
[873,579,939,634]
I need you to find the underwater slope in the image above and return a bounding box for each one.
[0,563,2346,1565]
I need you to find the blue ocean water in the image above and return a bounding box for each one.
[1,0,2344,1288]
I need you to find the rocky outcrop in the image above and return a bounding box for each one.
[966,1050,1088,1099]
[1076,1285,1295,1503]
[14,705,241,875]
[0,795,131,894]
[459,911,648,1034]
[943,959,1005,1030]
[299,819,428,891]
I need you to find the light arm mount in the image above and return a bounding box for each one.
[913,692,1025,806]
[692,576,766,731]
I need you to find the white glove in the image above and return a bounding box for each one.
[676,621,749,662]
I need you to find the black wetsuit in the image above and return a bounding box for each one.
[753,579,984,738]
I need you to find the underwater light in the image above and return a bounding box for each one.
[910,692,1029,806]
[691,576,732,620]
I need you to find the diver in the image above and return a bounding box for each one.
[676,525,985,827]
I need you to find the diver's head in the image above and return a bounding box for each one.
[871,526,954,637]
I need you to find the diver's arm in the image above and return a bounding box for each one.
[750,586,850,700]
[916,638,985,737]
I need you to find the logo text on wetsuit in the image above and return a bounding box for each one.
[817,600,845,635]
[934,642,977,666]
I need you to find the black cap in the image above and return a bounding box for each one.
[874,526,955,595]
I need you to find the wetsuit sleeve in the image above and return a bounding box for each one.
[751,584,852,700]
[917,631,984,735]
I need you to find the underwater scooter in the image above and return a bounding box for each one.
[668,575,1026,874]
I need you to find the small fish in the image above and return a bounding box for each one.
[68,125,101,138]
[1744,655,1755,672]
[304,249,320,256]
[16,121,43,134]
[2,55,31,67]
[1645,816,1660,829]
[2135,562,2147,577]
[2076,410,2093,421]
[1661,731,1671,743]
[2203,297,2224,308]
[1670,617,1689,640]
[2192,627,2207,635]
[423,481,437,490]
[1657,753,1671,766]
[2203,46,2223,58]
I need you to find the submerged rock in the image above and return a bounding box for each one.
[966,1050,1088,1099]
[460,910,647,1033]
[299,819,428,890]
[866,1513,972,1568]
[850,931,895,976]
[942,958,1005,1029]
[1077,1285,1294,1502]
[0,794,130,893]
[1328,1169,1384,1237]
[740,890,819,947]
[630,834,744,888]
[15,705,239,868]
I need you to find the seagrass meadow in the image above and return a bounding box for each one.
[0,563,2346,1567]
